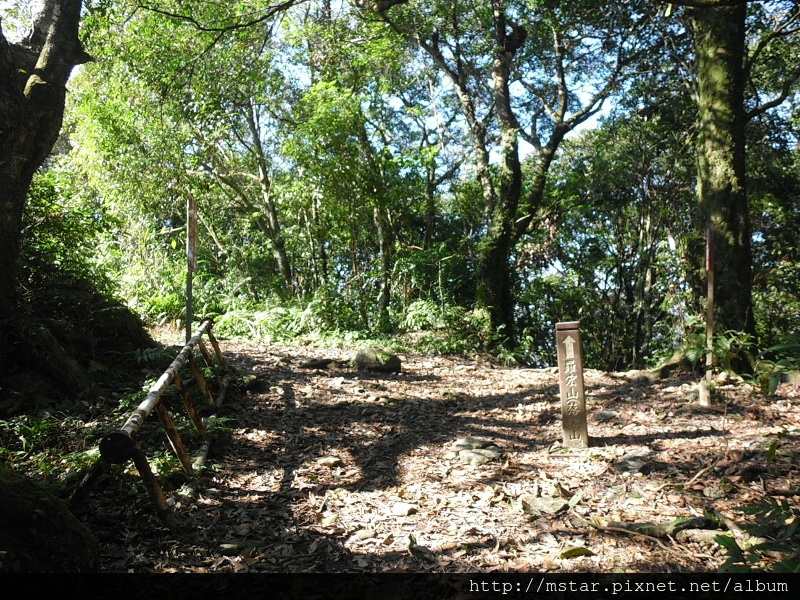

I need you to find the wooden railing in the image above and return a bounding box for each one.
[74,319,230,528]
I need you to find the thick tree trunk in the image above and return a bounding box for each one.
[1,0,91,386]
[473,2,528,348]
[0,0,90,317]
[690,2,756,343]
[476,222,516,346]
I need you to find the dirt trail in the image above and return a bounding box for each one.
[81,341,800,572]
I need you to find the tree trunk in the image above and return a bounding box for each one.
[245,106,294,295]
[0,0,90,317]
[1,0,91,380]
[374,206,393,332]
[473,2,527,348]
[475,224,516,346]
[690,2,756,345]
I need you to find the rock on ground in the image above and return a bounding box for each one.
[354,348,402,373]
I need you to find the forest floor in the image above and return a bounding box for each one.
[78,336,800,573]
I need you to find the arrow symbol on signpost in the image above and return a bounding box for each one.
[563,335,576,360]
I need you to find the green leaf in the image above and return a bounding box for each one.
[714,534,745,562]
[559,546,594,559]
[88,360,109,373]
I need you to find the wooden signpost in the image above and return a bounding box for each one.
[556,321,589,448]
[186,196,198,343]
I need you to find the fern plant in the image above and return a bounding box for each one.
[717,498,800,573]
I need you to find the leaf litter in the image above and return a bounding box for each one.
[76,341,800,572]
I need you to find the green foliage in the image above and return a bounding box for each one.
[0,413,104,486]
[204,416,235,437]
[135,347,171,368]
[215,302,304,342]
[20,172,113,297]
[680,319,761,373]
[717,498,800,573]
[524,103,695,370]
[36,0,800,372]
[400,300,497,355]
[402,299,455,331]
[0,416,57,454]
[150,451,181,479]
[750,334,800,396]
[677,321,800,395]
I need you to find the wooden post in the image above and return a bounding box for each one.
[154,401,195,476]
[556,321,589,448]
[207,329,228,372]
[190,357,216,407]
[186,270,193,344]
[174,371,207,439]
[198,338,216,372]
[186,196,198,343]
[206,328,231,406]
[699,226,715,406]
[131,442,177,530]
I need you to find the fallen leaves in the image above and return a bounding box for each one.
[77,343,800,573]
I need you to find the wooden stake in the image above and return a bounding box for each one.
[154,400,195,476]
[207,330,228,372]
[190,357,216,407]
[131,443,177,530]
[174,371,207,439]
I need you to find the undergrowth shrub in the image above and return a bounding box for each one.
[717,498,800,573]
[399,300,497,355]
[751,333,800,395]
[20,172,113,297]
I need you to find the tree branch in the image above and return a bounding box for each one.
[747,62,800,120]
[137,0,302,33]
[745,4,800,73]
[669,0,747,7]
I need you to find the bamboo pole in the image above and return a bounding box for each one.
[99,319,213,463]
[190,357,216,407]
[215,376,231,408]
[207,330,228,372]
[89,318,232,526]
[198,338,215,373]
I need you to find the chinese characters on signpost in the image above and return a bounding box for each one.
[556,321,589,448]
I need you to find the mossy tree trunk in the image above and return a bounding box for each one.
[0,462,98,572]
[469,2,528,349]
[689,1,756,344]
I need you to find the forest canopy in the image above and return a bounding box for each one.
[2,0,799,375]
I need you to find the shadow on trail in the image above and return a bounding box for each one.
[80,348,778,573]
[221,351,735,498]
[226,365,552,495]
